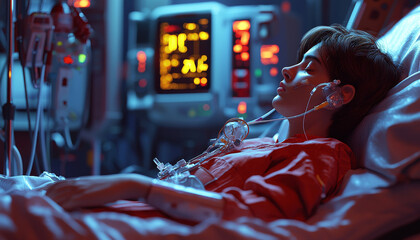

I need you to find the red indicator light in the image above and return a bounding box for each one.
[237,101,247,114]
[281,1,291,13]
[164,25,181,33]
[63,55,74,64]
[261,45,279,65]
[270,67,279,77]
[137,51,147,73]
[138,79,147,88]
[203,104,210,111]
[200,77,208,87]
[137,51,146,61]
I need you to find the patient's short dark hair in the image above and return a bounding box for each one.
[298,25,401,143]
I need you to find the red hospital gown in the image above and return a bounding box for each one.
[102,135,354,223]
[191,134,354,221]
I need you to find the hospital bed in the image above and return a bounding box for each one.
[0,4,419,240]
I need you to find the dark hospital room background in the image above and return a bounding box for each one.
[0,0,404,178]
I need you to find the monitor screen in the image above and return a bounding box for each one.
[155,13,211,93]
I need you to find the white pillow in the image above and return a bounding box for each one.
[349,72,420,183]
[349,5,420,184]
[377,6,420,78]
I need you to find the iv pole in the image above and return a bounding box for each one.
[3,0,16,176]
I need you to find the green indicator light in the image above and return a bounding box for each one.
[78,54,87,63]
[255,68,262,78]
[188,109,196,117]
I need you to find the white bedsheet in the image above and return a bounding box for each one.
[0,172,419,240]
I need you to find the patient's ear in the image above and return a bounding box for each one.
[341,85,355,104]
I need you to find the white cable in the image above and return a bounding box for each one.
[39,109,50,172]
[248,108,276,123]
[64,121,76,150]
[26,66,44,175]
[63,117,83,150]
[247,108,316,125]
[0,130,23,175]
[12,145,23,175]
[302,91,315,140]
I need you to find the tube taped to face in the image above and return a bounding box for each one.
[309,79,343,109]
[322,80,344,109]
[146,179,224,222]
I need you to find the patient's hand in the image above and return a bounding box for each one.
[46,173,152,211]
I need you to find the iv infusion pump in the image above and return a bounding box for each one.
[126,2,301,128]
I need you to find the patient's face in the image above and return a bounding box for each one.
[272,44,330,117]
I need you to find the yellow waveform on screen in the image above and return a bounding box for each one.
[182,58,197,74]
[199,31,209,40]
[168,35,178,53]
[178,33,187,53]
[163,33,193,53]
[162,59,171,67]
[181,55,208,74]
[187,33,199,41]
[197,55,208,73]
[184,23,197,30]
[171,58,180,67]
[161,74,173,83]
[163,34,178,53]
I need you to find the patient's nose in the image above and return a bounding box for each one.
[282,66,293,82]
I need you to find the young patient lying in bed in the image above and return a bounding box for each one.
[45,24,401,223]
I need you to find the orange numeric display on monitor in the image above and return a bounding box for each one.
[156,15,211,93]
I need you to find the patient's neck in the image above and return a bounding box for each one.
[287,111,331,139]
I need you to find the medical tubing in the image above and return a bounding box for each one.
[63,122,82,150]
[248,82,334,126]
[247,100,330,126]
[31,37,40,87]
[248,108,276,123]
[64,124,75,149]
[19,38,42,174]
[0,130,23,175]
[39,110,50,172]
[26,66,44,175]
[248,108,316,125]
[187,144,222,166]
[303,87,316,140]
[12,145,23,175]
[20,45,35,141]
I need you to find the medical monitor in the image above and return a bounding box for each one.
[128,3,301,128]
[155,14,211,94]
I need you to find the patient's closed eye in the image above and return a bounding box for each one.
[304,62,316,73]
